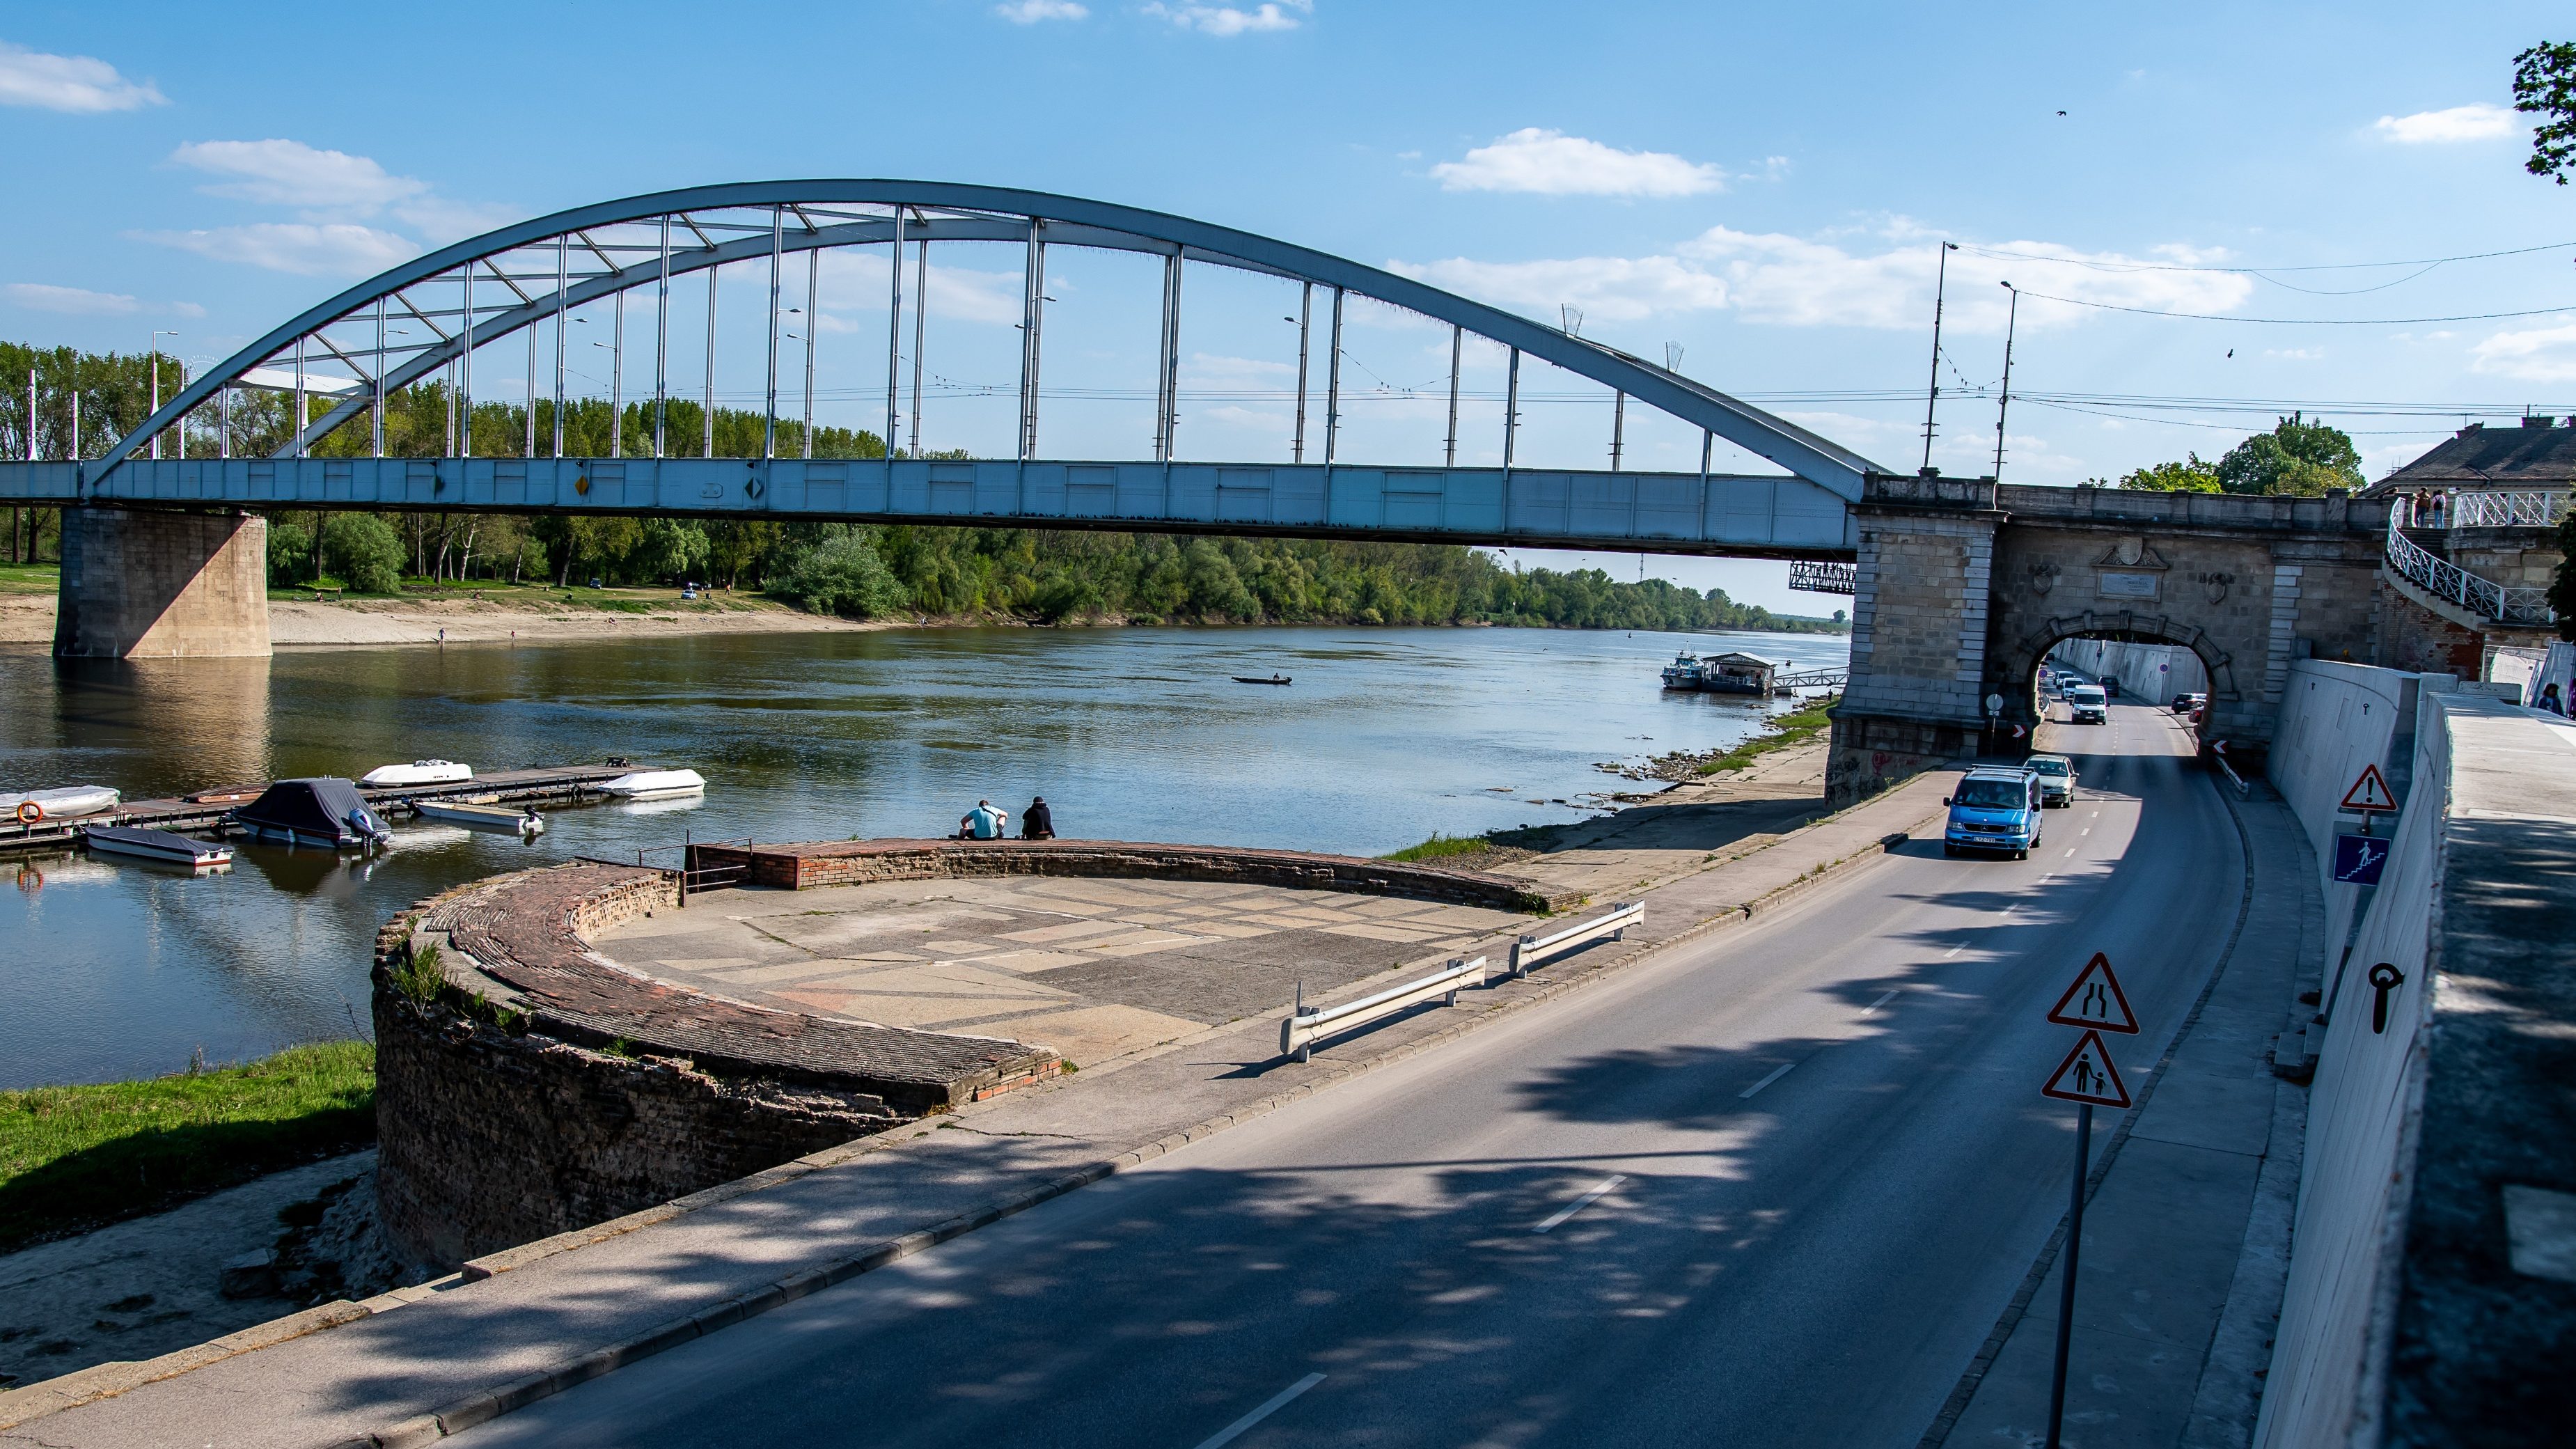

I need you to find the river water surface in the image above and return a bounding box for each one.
[1,626,1845,1088]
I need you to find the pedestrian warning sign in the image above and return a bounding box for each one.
[2041,1030,2132,1108]
[2340,763,2398,815]
[2047,953,2139,1035]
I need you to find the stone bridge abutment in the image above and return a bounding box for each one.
[1827,477,2389,805]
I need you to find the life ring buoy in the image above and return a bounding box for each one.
[14,801,39,824]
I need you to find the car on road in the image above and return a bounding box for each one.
[2026,753,2078,806]
[2100,676,2121,698]
[2066,684,2109,724]
[1944,766,2045,858]
[2171,691,2206,714]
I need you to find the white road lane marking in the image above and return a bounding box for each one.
[2064,847,2075,857]
[1739,1062,1798,1099]
[1532,1175,1628,1234]
[1862,989,1900,1016]
[1193,1372,1328,1449]
[1945,944,1965,958]
[2082,827,2093,836]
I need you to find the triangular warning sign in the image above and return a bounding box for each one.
[2340,763,2398,814]
[2041,1030,2132,1109]
[2047,952,2139,1035]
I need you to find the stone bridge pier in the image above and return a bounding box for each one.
[1826,476,2388,806]
[53,505,272,659]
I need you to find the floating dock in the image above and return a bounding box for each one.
[0,764,647,856]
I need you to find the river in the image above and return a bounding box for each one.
[0,625,1846,1089]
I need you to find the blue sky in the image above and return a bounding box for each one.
[3,1,2571,611]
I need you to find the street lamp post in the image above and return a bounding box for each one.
[1993,283,2019,482]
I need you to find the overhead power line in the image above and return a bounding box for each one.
[1957,239,2576,275]
[2006,291,2576,326]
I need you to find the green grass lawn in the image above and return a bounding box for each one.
[0,1041,375,1253]
[0,561,58,595]
[1695,693,1841,774]
[1382,833,1502,864]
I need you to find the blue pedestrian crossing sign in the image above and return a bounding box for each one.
[2332,832,2391,886]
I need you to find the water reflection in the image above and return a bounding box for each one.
[0,626,1845,1087]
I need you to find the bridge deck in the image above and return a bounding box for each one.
[0,457,1858,558]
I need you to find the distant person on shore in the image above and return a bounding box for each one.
[1021,796,1055,840]
[959,799,1007,840]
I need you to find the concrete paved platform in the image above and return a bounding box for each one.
[601,876,1538,1067]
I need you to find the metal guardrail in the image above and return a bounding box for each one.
[2397,490,2568,529]
[1280,955,1489,1061]
[1773,669,1848,691]
[2384,513,2556,627]
[1507,901,1644,978]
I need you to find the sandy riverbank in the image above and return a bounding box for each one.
[0,589,909,648]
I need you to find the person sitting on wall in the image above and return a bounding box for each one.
[959,799,1007,840]
[1021,796,1055,840]
[2540,682,2566,716]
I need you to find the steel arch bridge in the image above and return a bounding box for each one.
[0,181,1888,560]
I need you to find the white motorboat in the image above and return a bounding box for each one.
[84,825,234,868]
[1659,653,1704,690]
[414,800,546,834]
[599,768,705,801]
[361,760,475,788]
[3,785,121,822]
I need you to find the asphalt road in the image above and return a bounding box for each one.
[456,703,2240,1449]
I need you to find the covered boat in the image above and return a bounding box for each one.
[598,768,705,800]
[361,760,474,787]
[227,777,393,849]
[3,785,121,822]
[84,825,233,868]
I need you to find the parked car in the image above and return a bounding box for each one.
[2025,753,2078,807]
[2066,684,2109,724]
[1944,767,2045,859]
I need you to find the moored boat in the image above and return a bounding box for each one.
[3,785,121,822]
[414,800,546,834]
[228,778,394,849]
[599,768,705,800]
[361,760,474,787]
[1659,653,1704,690]
[1230,675,1293,686]
[84,825,234,868]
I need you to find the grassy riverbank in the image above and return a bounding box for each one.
[1688,694,1839,774]
[0,1042,375,1253]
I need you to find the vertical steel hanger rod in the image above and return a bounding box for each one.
[654,215,670,459]
[1323,285,1343,467]
[890,206,909,458]
[801,242,817,459]
[1291,281,1310,465]
[702,251,718,459]
[610,285,625,460]
[763,207,783,460]
[373,297,388,457]
[1444,323,1461,467]
[909,230,928,457]
[552,235,568,458]
[1502,347,1518,471]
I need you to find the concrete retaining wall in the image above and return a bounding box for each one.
[2048,638,2210,705]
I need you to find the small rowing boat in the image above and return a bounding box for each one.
[599,768,705,800]
[84,825,233,868]
[362,760,474,787]
[414,800,546,834]
[1231,675,1292,686]
[3,785,120,823]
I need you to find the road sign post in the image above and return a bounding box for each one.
[2037,959,2137,1449]
[2339,763,2399,838]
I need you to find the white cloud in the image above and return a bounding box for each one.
[1397,225,2254,332]
[1431,129,1725,197]
[171,139,427,212]
[996,0,1087,18]
[2373,103,2517,144]
[2469,318,2576,383]
[1144,1,1308,36]
[814,250,1026,326]
[135,223,421,277]
[2264,347,2323,361]
[0,40,164,112]
[390,196,523,244]
[5,282,140,315]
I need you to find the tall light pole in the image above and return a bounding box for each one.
[149,330,178,460]
[1921,242,1958,473]
[1993,282,2020,482]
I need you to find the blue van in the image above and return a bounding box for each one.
[1943,767,2045,859]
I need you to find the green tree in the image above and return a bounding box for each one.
[769,528,908,618]
[2214,414,2364,496]
[2117,453,2222,492]
[2515,40,2576,184]
[321,512,405,593]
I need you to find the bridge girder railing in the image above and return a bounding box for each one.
[73,182,1888,503]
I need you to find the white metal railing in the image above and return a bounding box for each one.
[1507,901,1644,978]
[2384,512,2557,627]
[1280,955,1489,1061]
[2394,489,2568,530]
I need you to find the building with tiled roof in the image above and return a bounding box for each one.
[2366,416,2576,495]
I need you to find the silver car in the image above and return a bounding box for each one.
[2026,753,2078,806]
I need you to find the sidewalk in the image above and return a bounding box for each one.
[0,772,1954,1448]
[1927,779,2320,1449]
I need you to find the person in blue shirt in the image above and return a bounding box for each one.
[959,799,1007,840]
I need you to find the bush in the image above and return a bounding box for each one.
[322,512,405,594]
[769,530,908,618]
[265,519,313,586]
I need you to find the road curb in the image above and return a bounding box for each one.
[1,786,1949,1447]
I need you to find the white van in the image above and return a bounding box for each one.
[2066,684,2108,725]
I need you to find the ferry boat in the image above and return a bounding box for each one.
[1660,653,1704,689]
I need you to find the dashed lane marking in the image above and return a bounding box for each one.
[1739,1063,1798,1099]
[1862,989,1901,1016]
[1532,1175,1628,1234]
[1192,1372,1328,1449]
